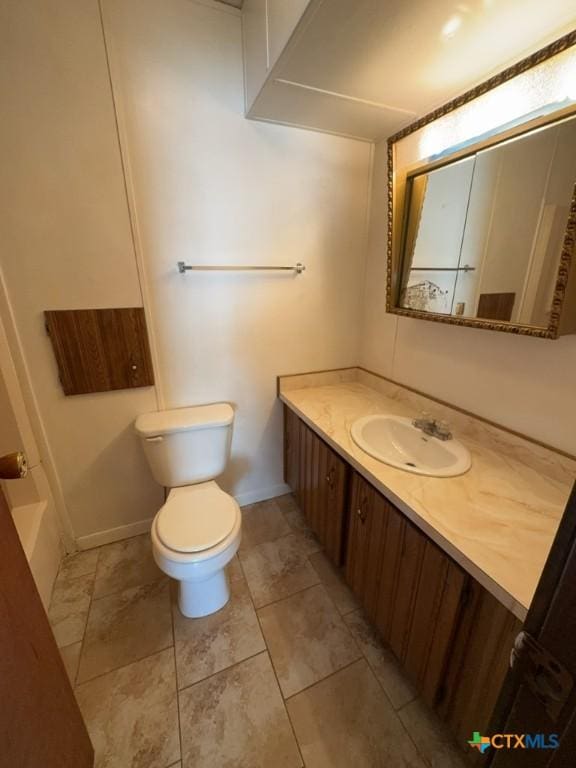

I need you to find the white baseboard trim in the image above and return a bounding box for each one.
[234,483,291,507]
[76,517,154,550]
[76,484,292,549]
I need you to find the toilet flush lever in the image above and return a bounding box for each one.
[145,436,164,443]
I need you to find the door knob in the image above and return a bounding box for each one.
[0,452,28,479]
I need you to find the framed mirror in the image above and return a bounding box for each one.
[387,31,576,339]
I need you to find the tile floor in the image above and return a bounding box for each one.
[49,494,468,768]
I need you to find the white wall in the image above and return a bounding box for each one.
[0,0,163,545]
[361,141,576,455]
[103,0,372,504]
[0,311,63,608]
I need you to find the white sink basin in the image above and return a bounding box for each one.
[350,414,471,477]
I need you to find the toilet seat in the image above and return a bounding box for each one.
[156,483,238,554]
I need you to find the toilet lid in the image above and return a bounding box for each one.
[156,485,238,553]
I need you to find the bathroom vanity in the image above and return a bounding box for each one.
[279,368,575,751]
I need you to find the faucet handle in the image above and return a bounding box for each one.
[435,419,453,441]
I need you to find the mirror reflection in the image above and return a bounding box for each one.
[399,114,576,326]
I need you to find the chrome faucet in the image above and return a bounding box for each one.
[412,413,453,441]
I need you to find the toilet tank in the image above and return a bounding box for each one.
[135,403,234,488]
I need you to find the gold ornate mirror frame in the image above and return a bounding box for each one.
[387,30,576,339]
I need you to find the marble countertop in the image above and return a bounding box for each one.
[279,369,575,620]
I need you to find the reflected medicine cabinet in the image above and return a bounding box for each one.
[387,32,576,339]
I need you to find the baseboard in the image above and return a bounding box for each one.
[234,483,291,507]
[75,485,292,549]
[76,517,154,550]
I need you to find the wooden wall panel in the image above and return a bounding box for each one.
[44,308,154,395]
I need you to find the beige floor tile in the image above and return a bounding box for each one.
[77,579,172,683]
[275,493,302,525]
[76,648,180,768]
[93,534,162,599]
[345,610,417,710]
[287,659,427,768]
[309,551,358,615]
[240,532,320,608]
[239,498,292,551]
[399,698,469,767]
[258,584,361,698]
[59,548,100,581]
[227,555,244,582]
[60,641,82,684]
[278,496,322,552]
[174,576,266,689]
[49,571,94,647]
[179,652,302,768]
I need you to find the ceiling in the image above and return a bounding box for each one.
[217,0,243,8]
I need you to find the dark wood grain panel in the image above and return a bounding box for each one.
[388,520,427,661]
[420,558,467,708]
[345,472,374,601]
[324,448,347,565]
[437,579,522,749]
[374,498,404,644]
[403,540,450,685]
[284,411,348,566]
[45,308,154,395]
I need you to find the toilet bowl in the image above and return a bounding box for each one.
[135,403,242,618]
[151,483,241,617]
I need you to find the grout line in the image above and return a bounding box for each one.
[282,656,363,703]
[237,553,306,768]
[250,578,322,612]
[343,612,418,714]
[170,586,185,767]
[90,573,167,604]
[75,643,175,688]
[176,648,269,696]
[71,546,101,689]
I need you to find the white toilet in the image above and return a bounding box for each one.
[135,403,241,618]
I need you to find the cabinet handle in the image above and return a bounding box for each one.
[325,467,335,488]
[356,500,368,523]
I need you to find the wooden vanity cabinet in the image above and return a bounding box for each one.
[283,405,348,565]
[284,407,522,754]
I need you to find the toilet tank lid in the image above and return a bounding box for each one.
[135,403,234,437]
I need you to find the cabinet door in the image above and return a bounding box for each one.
[301,423,347,566]
[346,470,468,708]
[436,579,522,745]
[346,472,390,622]
[284,408,348,565]
[318,437,347,565]
[402,541,467,707]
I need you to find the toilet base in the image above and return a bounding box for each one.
[178,568,230,618]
